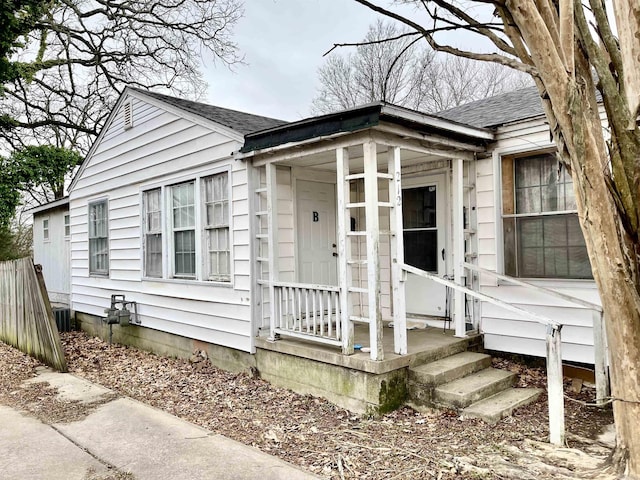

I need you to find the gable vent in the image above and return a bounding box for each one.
[123,101,133,130]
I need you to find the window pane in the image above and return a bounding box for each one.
[403,230,437,272]
[543,216,567,247]
[516,186,541,214]
[172,183,195,229]
[207,228,230,280]
[204,173,229,228]
[145,234,162,277]
[403,186,436,229]
[174,230,195,276]
[568,247,592,278]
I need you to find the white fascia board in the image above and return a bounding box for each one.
[380,104,495,141]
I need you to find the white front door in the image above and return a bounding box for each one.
[403,174,448,317]
[296,180,337,285]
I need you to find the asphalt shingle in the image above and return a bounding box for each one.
[436,86,544,128]
[132,88,288,135]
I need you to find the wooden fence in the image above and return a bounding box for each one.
[0,257,67,371]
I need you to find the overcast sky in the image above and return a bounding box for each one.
[202,0,398,121]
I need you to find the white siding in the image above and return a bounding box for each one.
[33,206,70,304]
[70,94,253,352]
[474,117,602,364]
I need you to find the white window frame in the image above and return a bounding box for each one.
[139,165,232,284]
[88,199,109,276]
[501,152,592,280]
[64,214,70,237]
[143,188,163,278]
[202,172,231,282]
[43,217,50,242]
[170,181,198,279]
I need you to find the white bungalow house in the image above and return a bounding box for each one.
[38,86,606,414]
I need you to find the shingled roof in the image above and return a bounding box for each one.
[132,88,288,135]
[436,86,545,129]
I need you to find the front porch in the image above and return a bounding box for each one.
[256,323,481,375]
[242,103,494,362]
[254,323,483,414]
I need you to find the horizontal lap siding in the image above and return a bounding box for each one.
[475,118,602,364]
[33,207,70,302]
[70,96,252,351]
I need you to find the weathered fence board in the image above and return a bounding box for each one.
[0,258,67,371]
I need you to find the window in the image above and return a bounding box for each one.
[43,218,49,241]
[88,200,109,275]
[64,214,70,237]
[204,173,230,281]
[143,189,162,277]
[171,182,196,277]
[502,153,592,279]
[403,185,438,272]
[142,170,231,283]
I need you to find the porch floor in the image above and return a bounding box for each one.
[255,324,482,375]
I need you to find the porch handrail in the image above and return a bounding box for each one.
[401,262,565,446]
[462,262,602,312]
[401,263,560,328]
[270,280,340,293]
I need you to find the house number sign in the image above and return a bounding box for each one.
[313,211,319,222]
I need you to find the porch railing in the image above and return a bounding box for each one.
[401,263,567,446]
[270,281,342,347]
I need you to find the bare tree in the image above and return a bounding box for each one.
[1,0,243,153]
[312,19,529,115]
[352,1,640,476]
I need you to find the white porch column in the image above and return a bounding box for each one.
[266,163,279,341]
[364,140,383,361]
[388,146,407,355]
[336,148,354,354]
[452,157,466,337]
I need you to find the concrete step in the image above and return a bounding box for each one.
[434,368,517,409]
[462,388,543,423]
[409,352,492,387]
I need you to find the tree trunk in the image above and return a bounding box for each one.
[505,3,640,475]
[574,115,640,476]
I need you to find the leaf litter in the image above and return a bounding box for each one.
[0,332,616,479]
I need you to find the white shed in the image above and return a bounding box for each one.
[32,197,71,305]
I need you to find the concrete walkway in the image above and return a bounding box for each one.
[0,368,320,480]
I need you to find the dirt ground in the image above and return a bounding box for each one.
[0,332,617,479]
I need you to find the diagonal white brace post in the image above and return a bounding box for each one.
[546,323,565,446]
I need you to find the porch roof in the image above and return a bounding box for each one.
[240,102,494,154]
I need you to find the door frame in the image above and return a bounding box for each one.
[402,170,452,318]
[292,167,338,285]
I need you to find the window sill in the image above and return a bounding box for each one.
[497,277,597,289]
[141,277,234,288]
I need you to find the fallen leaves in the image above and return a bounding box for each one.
[0,333,616,480]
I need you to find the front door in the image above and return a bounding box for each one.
[296,180,337,285]
[403,174,447,316]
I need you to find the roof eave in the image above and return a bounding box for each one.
[29,197,70,215]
